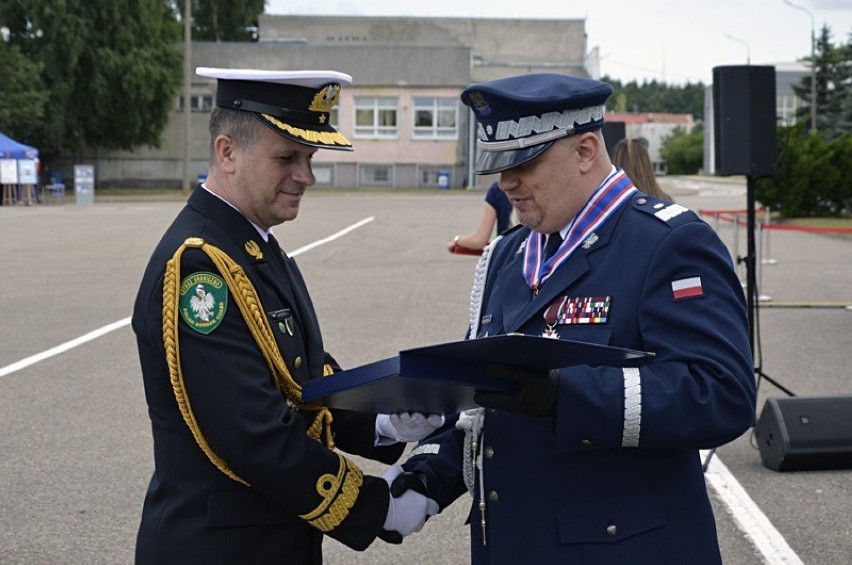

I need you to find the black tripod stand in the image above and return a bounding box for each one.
[743,176,795,398]
[702,175,795,472]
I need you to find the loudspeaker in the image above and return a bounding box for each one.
[754,396,852,472]
[712,65,777,177]
[602,121,626,155]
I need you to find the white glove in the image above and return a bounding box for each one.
[375,412,445,443]
[382,465,439,537]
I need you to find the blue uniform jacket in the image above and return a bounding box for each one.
[133,188,403,564]
[405,192,756,564]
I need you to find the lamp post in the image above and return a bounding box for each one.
[783,0,817,133]
[182,0,192,195]
[724,34,751,64]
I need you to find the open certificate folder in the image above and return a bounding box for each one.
[301,334,653,414]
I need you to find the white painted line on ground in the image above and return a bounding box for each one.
[702,450,804,564]
[286,216,374,256]
[0,317,132,378]
[0,217,375,379]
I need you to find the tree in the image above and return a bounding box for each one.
[603,77,706,120]
[0,40,47,143]
[0,0,183,155]
[792,24,852,136]
[660,124,704,175]
[755,124,852,217]
[170,0,265,41]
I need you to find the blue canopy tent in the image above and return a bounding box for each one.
[0,131,39,159]
[1,131,40,205]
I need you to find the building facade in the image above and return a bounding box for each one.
[53,15,811,189]
[69,15,591,190]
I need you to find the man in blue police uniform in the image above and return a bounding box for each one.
[397,73,756,563]
[132,67,442,564]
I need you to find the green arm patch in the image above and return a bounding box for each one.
[179,271,228,334]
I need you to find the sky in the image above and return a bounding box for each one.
[265,0,852,85]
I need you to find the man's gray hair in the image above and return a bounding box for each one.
[208,108,263,166]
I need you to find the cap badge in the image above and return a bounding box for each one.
[309,83,341,113]
[467,90,491,116]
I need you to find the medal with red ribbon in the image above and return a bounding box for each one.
[542,296,568,338]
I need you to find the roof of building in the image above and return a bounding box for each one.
[606,112,694,125]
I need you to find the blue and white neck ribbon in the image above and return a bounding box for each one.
[522,168,636,290]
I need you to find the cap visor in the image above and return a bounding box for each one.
[474,142,553,174]
[257,114,353,151]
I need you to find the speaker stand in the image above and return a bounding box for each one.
[703,175,795,472]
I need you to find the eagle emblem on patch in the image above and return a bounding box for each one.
[179,272,228,334]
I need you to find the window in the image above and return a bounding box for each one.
[312,165,334,186]
[177,95,214,112]
[354,97,398,138]
[359,164,393,186]
[419,166,448,188]
[412,97,458,139]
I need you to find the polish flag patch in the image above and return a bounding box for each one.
[671,276,704,300]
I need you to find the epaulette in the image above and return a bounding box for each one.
[632,195,696,228]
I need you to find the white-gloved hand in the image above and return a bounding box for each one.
[382,465,439,537]
[375,412,445,443]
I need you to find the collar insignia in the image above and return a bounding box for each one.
[582,232,599,249]
[245,240,263,260]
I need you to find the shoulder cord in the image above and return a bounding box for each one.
[458,235,502,543]
[468,235,501,339]
[459,236,502,496]
[163,237,335,486]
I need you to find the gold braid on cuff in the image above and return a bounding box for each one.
[299,452,364,532]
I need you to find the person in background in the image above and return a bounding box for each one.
[132,67,441,564]
[393,73,755,564]
[447,181,513,254]
[611,137,673,200]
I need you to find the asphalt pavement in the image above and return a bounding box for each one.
[0,176,849,564]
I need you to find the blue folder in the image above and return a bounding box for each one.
[301,333,652,414]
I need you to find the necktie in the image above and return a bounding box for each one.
[544,232,562,260]
[267,233,283,260]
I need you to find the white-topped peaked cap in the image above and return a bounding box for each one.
[196,67,353,151]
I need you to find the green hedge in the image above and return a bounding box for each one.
[756,126,852,218]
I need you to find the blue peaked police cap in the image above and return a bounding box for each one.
[461,73,613,174]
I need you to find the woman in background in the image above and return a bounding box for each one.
[447,181,514,254]
[612,137,673,201]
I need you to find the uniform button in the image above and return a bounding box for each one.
[636,197,647,205]
[278,322,287,333]
[484,446,494,459]
[606,524,617,536]
[294,356,302,369]
[581,439,593,447]
[487,491,499,502]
